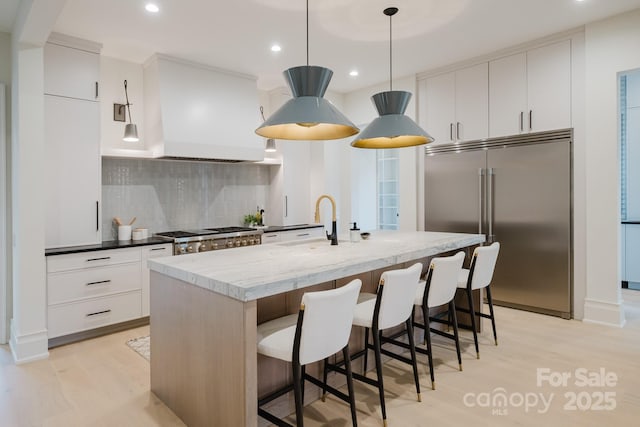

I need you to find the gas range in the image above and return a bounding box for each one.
[155,227,263,255]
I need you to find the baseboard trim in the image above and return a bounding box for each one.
[48,316,150,348]
[9,321,50,364]
[582,298,625,327]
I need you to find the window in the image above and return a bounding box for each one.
[377,149,399,230]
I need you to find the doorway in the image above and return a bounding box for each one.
[620,69,640,291]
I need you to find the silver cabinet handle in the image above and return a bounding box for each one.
[86,280,111,286]
[86,309,111,317]
[151,247,166,251]
[450,123,454,141]
[529,110,533,131]
[86,256,110,262]
[296,233,310,237]
[96,201,99,231]
[519,112,524,132]
[265,234,278,238]
[478,168,485,235]
[95,82,99,99]
[284,196,288,217]
[456,122,461,141]
[488,168,495,243]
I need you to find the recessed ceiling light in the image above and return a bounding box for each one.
[349,70,359,77]
[271,44,282,52]
[145,3,160,13]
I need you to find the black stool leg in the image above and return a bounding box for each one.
[301,364,306,404]
[449,300,463,371]
[321,357,329,402]
[292,362,304,427]
[372,328,387,425]
[466,288,480,359]
[405,318,422,402]
[342,345,358,427]
[422,304,435,390]
[363,327,370,374]
[486,285,498,345]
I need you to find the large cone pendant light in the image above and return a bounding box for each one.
[351,7,433,149]
[255,0,359,140]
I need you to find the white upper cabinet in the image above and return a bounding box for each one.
[490,40,571,137]
[423,63,488,144]
[44,42,100,101]
[44,35,102,248]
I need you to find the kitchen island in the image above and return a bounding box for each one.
[148,231,484,427]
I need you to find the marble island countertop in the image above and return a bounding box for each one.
[148,231,485,302]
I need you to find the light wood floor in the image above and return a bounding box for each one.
[2,290,640,427]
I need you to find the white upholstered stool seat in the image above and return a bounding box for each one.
[336,263,423,426]
[256,279,362,427]
[455,242,501,358]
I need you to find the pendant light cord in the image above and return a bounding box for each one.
[389,11,393,92]
[306,0,309,66]
[124,80,133,123]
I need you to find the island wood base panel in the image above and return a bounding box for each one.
[150,271,258,427]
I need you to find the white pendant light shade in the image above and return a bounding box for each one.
[351,91,432,148]
[265,138,277,152]
[256,66,359,140]
[351,6,431,149]
[123,123,139,142]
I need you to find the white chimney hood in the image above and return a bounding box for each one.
[143,54,264,162]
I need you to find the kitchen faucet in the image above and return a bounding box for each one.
[314,194,338,245]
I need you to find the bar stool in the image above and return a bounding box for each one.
[256,279,362,427]
[411,251,466,390]
[455,242,500,359]
[331,263,423,427]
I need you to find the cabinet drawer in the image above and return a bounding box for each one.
[47,248,141,272]
[143,244,173,260]
[262,233,281,244]
[48,262,141,305]
[48,291,142,339]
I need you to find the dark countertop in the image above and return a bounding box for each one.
[45,237,173,256]
[622,220,640,224]
[262,224,324,233]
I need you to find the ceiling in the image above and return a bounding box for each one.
[4,0,640,92]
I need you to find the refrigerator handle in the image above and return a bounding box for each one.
[488,168,495,243]
[478,168,485,235]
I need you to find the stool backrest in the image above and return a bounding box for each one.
[298,279,362,365]
[377,263,423,330]
[469,242,500,290]
[425,252,465,308]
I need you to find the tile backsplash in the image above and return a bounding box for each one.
[102,158,271,240]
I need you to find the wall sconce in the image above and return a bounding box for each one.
[113,80,139,142]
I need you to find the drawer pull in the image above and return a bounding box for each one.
[86,256,111,262]
[86,309,111,317]
[151,247,166,251]
[265,235,277,238]
[296,233,310,237]
[86,280,111,286]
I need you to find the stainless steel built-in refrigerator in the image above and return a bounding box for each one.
[424,129,572,318]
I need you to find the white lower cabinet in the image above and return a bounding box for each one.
[141,244,172,316]
[625,224,640,284]
[46,243,171,341]
[262,227,324,244]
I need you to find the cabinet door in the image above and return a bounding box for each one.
[424,72,456,144]
[142,244,172,316]
[489,52,527,137]
[281,141,311,225]
[45,95,101,248]
[626,225,640,283]
[455,63,488,142]
[44,43,100,101]
[527,40,571,132]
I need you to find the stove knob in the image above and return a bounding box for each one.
[249,239,254,245]
[227,241,234,248]
[178,247,186,254]
[212,243,218,250]
[235,240,241,247]
[187,246,194,253]
[242,240,248,246]
[200,243,207,251]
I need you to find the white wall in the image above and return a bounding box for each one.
[582,9,640,326]
[100,56,146,155]
[0,32,11,344]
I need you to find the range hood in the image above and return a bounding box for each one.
[143,54,264,162]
